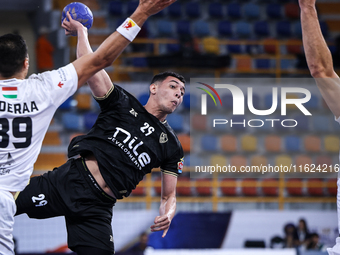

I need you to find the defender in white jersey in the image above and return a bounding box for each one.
[0,1,176,254]
[299,0,340,254]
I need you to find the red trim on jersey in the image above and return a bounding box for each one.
[2,87,17,91]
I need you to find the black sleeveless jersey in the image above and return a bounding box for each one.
[68,85,184,199]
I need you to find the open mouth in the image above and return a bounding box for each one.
[172,101,179,106]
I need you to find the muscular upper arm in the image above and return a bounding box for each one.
[161,172,177,198]
[86,69,113,97]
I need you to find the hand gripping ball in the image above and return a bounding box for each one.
[61,2,93,30]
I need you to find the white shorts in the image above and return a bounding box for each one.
[0,190,16,255]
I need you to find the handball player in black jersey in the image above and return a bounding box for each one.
[15,3,184,255]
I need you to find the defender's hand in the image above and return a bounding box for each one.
[61,11,87,36]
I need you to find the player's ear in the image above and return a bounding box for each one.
[150,83,157,95]
[24,57,29,70]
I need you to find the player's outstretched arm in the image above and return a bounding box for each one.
[151,173,177,238]
[299,0,340,118]
[62,12,112,97]
[68,0,176,92]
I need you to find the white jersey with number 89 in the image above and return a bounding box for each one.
[0,63,77,192]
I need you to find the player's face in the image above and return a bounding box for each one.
[157,76,185,114]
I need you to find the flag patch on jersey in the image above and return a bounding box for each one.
[177,157,184,173]
[2,87,17,99]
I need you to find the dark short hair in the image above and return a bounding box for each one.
[0,34,28,78]
[151,71,185,85]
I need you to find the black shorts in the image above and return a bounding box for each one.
[15,157,116,253]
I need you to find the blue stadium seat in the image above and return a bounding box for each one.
[183,154,190,167]
[285,135,301,152]
[244,3,260,20]
[189,154,203,167]
[294,115,310,131]
[185,2,200,18]
[167,43,180,53]
[235,21,251,38]
[109,1,123,16]
[227,40,243,54]
[221,94,233,110]
[201,134,218,152]
[227,3,241,19]
[183,93,198,110]
[166,113,184,132]
[132,57,148,67]
[313,115,331,132]
[208,2,223,19]
[168,1,182,18]
[245,42,261,55]
[59,96,74,110]
[218,20,232,37]
[304,94,319,110]
[254,116,272,131]
[332,118,340,132]
[138,93,149,105]
[266,3,282,19]
[276,21,292,37]
[84,112,99,130]
[208,114,231,132]
[176,20,191,36]
[193,20,210,38]
[264,93,280,111]
[255,59,271,69]
[157,20,173,37]
[274,116,295,132]
[293,21,302,38]
[280,59,294,70]
[247,93,261,110]
[127,1,139,16]
[62,112,83,130]
[254,21,270,37]
[91,97,100,111]
[320,21,329,38]
[230,116,247,131]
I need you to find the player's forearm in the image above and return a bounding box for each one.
[160,195,176,222]
[76,27,93,59]
[300,4,334,78]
